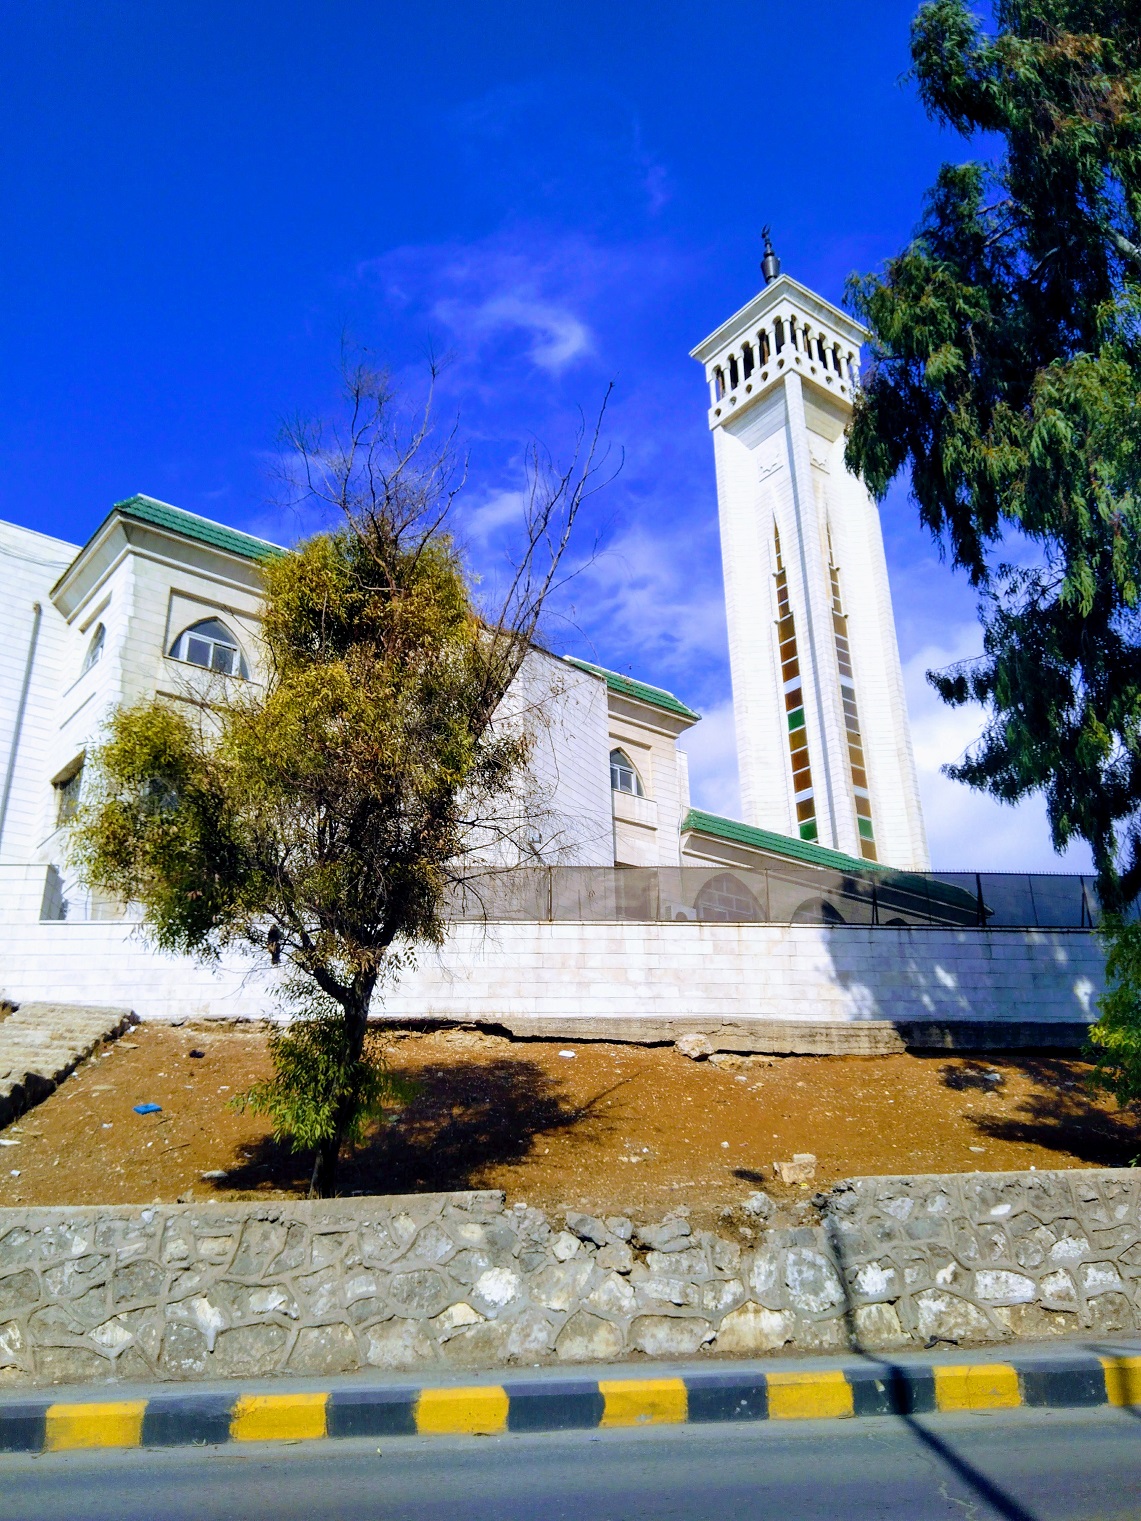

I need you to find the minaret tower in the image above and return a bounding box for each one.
[691,234,928,869]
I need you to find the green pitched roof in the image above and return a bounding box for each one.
[112,494,284,563]
[681,807,980,916]
[681,808,871,872]
[563,656,700,722]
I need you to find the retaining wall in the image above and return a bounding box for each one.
[1,1169,1138,1387]
[0,919,1103,1048]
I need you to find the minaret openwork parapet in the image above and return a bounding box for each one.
[690,240,865,429]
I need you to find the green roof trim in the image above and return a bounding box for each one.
[681,807,980,916]
[563,656,700,723]
[112,494,285,564]
[682,808,873,872]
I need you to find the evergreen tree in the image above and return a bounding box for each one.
[846,0,1141,909]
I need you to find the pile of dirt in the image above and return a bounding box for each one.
[0,1023,1135,1230]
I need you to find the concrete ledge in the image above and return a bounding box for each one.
[373,1014,1093,1054]
[0,1003,137,1127]
[4,1346,1138,1450]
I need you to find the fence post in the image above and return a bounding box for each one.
[975,872,986,928]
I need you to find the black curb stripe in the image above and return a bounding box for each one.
[683,1372,767,1423]
[1016,1357,1108,1410]
[847,1365,937,1417]
[327,1388,419,1439]
[0,1402,47,1453]
[141,1393,235,1448]
[504,1379,605,1433]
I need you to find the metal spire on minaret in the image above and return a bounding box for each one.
[761,226,781,285]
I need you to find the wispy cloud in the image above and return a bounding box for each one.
[438,291,592,373]
[561,521,726,687]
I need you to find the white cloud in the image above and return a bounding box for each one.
[445,292,592,372]
[678,699,740,820]
[563,522,727,682]
[903,627,1093,873]
[461,486,530,545]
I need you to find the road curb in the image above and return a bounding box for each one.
[3,1351,1139,1453]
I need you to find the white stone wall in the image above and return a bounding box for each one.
[0,523,79,867]
[505,653,612,866]
[0,915,1102,1031]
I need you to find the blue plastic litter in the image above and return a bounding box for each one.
[133,1103,162,1115]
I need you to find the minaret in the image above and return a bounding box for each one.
[690,235,929,870]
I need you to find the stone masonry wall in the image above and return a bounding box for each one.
[1,918,1103,1038]
[1,1170,1138,1386]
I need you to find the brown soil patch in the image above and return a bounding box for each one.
[0,1024,1136,1231]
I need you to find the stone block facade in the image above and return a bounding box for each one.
[1,1169,1139,1386]
[0,920,1103,1042]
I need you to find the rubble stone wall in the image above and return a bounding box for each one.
[1,1170,1138,1386]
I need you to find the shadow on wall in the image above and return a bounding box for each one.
[821,928,1102,1028]
[216,1058,612,1197]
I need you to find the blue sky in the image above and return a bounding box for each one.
[0,2,1090,871]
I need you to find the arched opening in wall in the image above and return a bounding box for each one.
[714,367,726,399]
[609,748,645,797]
[169,617,249,678]
[82,623,105,673]
[790,895,846,926]
[741,342,754,379]
[695,872,762,923]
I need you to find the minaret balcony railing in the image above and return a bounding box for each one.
[706,307,859,426]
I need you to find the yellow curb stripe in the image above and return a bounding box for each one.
[766,1369,854,1421]
[933,1363,1021,1412]
[1101,1356,1141,1407]
[44,1400,146,1452]
[415,1385,509,1436]
[230,1392,328,1442]
[598,1377,687,1428]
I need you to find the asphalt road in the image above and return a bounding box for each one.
[2,1406,1139,1521]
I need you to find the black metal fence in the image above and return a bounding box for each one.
[445,865,1099,930]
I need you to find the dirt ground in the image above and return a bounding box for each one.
[0,1023,1137,1231]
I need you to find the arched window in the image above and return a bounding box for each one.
[82,623,105,673]
[695,872,762,923]
[609,748,644,797]
[169,617,248,678]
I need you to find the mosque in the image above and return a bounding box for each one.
[0,251,1100,1048]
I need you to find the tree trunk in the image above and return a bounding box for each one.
[307,973,377,1199]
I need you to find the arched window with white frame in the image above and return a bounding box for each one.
[168,617,249,678]
[82,623,105,673]
[609,748,645,797]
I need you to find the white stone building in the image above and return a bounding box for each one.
[0,261,1101,1044]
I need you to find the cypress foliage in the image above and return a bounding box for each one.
[846,2,1141,1099]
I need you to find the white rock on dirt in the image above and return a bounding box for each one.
[774,1154,817,1185]
[674,1034,714,1060]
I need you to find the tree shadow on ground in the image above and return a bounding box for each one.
[938,1056,1141,1166]
[212,1057,605,1197]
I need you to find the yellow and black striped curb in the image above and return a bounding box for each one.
[3,1354,1140,1452]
